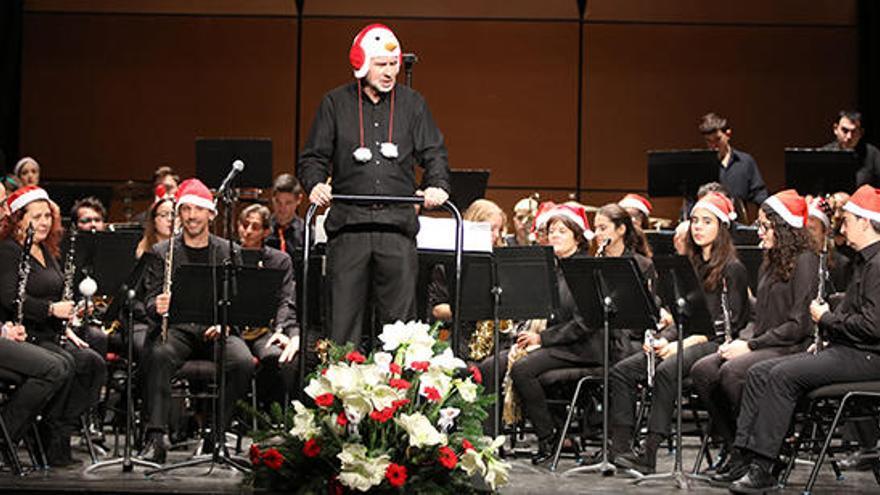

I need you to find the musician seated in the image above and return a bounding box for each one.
[265,173,305,257]
[504,196,538,247]
[138,179,255,464]
[690,190,818,483]
[0,186,106,466]
[618,193,652,231]
[609,193,750,474]
[724,185,880,494]
[237,204,300,408]
[806,196,851,295]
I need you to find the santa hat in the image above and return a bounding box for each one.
[843,185,880,223]
[618,193,652,217]
[691,192,736,225]
[154,184,173,205]
[807,196,831,229]
[6,185,49,213]
[349,24,402,79]
[763,189,807,228]
[534,201,594,240]
[174,178,216,212]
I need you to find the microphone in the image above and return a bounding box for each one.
[217,160,245,197]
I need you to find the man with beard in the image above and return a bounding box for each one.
[297,23,450,349]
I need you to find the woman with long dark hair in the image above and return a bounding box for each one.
[0,186,107,466]
[691,189,818,485]
[610,192,750,474]
[136,186,174,259]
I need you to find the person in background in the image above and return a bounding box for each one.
[505,196,538,246]
[265,173,305,257]
[821,110,880,188]
[619,193,652,230]
[14,157,41,187]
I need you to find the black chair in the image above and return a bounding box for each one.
[541,366,603,472]
[0,368,50,474]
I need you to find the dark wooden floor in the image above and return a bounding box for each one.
[2,435,878,494]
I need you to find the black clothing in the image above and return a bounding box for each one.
[0,240,64,343]
[265,216,305,258]
[297,81,450,238]
[734,239,880,459]
[241,245,299,337]
[823,140,880,188]
[719,148,769,207]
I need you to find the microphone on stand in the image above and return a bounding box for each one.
[216,160,245,199]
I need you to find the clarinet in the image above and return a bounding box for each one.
[595,237,610,257]
[644,329,656,388]
[813,238,829,353]
[60,229,79,344]
[720,277,734,344]
[14,223,36,326]
[160,211,180,343]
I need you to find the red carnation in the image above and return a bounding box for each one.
[370,407,395,423]
[438,446,458,469]
[461,439,475,451]
[385,463,407,488]
[345,351,366,364]
[423,386,441,402]
[249,444,262,465]
[321,367,328,376]
[468,365,483,384]
[261,447,284,470]
[337,411,348,427]
[410,361,430,372]
[389,363,402,375]
[302,438,321,458]
[392,398,410,410]
[389,378,411,390]
[315,393,335,408]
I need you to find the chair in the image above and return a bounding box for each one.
[540,366,603,472]
[0,368,51,474]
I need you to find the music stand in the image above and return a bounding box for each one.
[646,230,677,257]
[65,230,141,303]
[448,169,490,211]
[633,255,714,489]
[647,150,718,200]
[195,138,273,190]
[147,264,284,476]
[558,257,659,477]
[784,148,858,196]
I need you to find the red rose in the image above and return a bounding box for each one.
[410,361,430,372]
[249,444,262,465]
[315,393,335,408]
[438,446,458,469]
[389,378,411,390]
[302,438,320,458]
[389,363,402,375]
[385,463,407,488]
[345,351,366,364]
[337,411,348,427]
[468,365,483,384]
[261,448,284,470]
[423,386,441,402]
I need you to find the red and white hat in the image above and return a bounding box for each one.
[154,184,173,205]
[807,196,831,229]
[349,24,402,79]
[6,185,49,213]
[691,192,736,225]
[534,201,594,239]
[763,189,807,228]
[175,178,216,213]
[618,193,652,217]
[843,185,880,223]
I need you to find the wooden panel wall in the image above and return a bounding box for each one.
[19,0,858,221]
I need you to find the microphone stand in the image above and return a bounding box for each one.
[85,288,160,474]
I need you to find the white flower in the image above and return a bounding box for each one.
[303,375,332,399]
[430,347,467,372]
[373,352,393,374]
[369,384,403,411]
[289,400,321,441]
[455,378,479,403]
[404,344,435,369]
[395,413,447,448]
[459,448,486,476]
[324,363,363,396]
[358,364,386,388]
[485,457,510,490]
[342,394,371,425]
[337,443,389,492]
[419,368,453,400]
[437,407,460,433]
[379,320,434,352]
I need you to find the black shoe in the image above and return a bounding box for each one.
[729,463,780,494]
[531,437,557,465]
[614,450,656,475]
[139,431,170,465]
[711,448,752,485]
[45,431,77,468]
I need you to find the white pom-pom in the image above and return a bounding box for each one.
[353,147,372,163]
[380,142,398,159]
[78,275,98,297]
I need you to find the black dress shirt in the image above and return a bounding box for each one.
[819,239,880,353]
[748,251,819,351]
[822,140,880,188]
[265,216,304,258]
[297,82,450,238]
[0,240,65,342]
[720,148,769,207]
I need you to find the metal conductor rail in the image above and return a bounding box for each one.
[299,194,464,390]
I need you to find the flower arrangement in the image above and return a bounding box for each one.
[247,321,510,493]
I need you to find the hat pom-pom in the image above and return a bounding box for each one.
[353,147,373,163]
[380,142,398,159]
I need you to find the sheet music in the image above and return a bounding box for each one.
[416,216,493,252]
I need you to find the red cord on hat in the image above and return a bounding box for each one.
[388,86,395,143]
[357,79,366,150]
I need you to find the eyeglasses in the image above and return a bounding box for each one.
[753,220,773,232]
[155,212,174,220]
[77,216,103,224]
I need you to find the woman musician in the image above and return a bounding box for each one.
[609,192,750,474]
[692,189,818,484]
[0,186,106,466]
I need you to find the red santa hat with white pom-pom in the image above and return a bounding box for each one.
[843,185,880,223]
[763,189,808,228]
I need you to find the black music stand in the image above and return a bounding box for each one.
[66,230,141,301]
[648,150,719,221]
[646,230,677,256]
[147,264,284,476]
[195,138,273,190]
[448,169,490,211]
[633,255,714,489]
[784,148,858,196]
[558,257,659,477]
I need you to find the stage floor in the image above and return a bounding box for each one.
[1,435,878,494]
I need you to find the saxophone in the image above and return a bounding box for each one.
[468,319,513,361]
[160,219,179,343]
[15,223,35,326]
